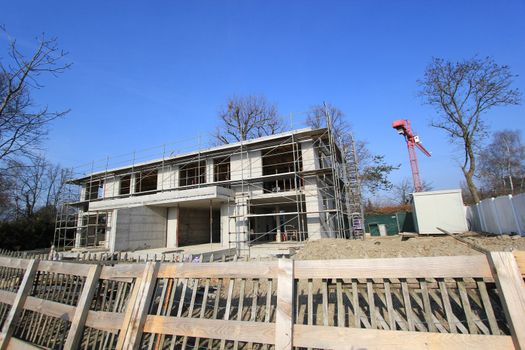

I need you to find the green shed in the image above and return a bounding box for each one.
[364,212,416,236]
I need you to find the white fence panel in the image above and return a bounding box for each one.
[512,193,525,235]
[494,195,518,234]
[468,194,524,236]
[479,198,501,234]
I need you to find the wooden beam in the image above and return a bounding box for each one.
[157,261,278,279]
[6,337,42,350]
[37,260,93,277]
[64,264,102,350]
[0,259,39,350]
[275,259,293,350]
[143,316,275,344]
[0,257,30,270]
[513,250,525,277]
[488,251,525,350]
[99,263,145,280]
[119,261,159,350]
[293,324,514,349]
[294,255,492,279]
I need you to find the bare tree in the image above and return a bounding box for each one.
[2,156,69,219]
[479,130,525,196]
[393,177,433,205]
[306,103,398,194]
[214,95,284,144]
[419,57,521,203]
[0,26,71,167]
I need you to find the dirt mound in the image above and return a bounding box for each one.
[292,233,525,260]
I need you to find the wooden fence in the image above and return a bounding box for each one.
[0,251,523,349]
[0,248,238,264]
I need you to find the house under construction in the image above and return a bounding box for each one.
[53,125,363,255]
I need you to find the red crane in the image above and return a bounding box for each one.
[392,119,431,192]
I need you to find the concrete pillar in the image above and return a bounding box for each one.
[301,140,320,171]
[80,185,87,202]
[159,165,175,191]
[103,177,117,199]
[75,212,84,248]
[130,174,136,194]
[220,203,234,247]
[304,177,324,240]
[276,206,282,242]
[206,158,214,183]
[107,210,118,252]
[166,206,179,248]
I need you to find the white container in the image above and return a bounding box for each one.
[412,189,468,234]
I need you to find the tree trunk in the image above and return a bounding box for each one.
[462,167,480,203]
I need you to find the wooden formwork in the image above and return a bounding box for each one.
[0,252,522,349]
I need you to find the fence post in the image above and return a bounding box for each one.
[0,258,39,350]
[275,259,294,350]
[117,261,159,350]
[488,251,525,349]
[64,264,102,350]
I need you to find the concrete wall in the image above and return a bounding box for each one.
[467,193,525,235]
[111,206,167,252]
[231,150,262,181]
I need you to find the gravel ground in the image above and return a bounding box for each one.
[292,232,524,260]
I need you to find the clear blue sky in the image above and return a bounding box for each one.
[2,0,524,196]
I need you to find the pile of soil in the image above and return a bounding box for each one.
[460,232,525,252]
[293,232,525,260]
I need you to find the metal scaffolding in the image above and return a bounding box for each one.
[53,116,363,253]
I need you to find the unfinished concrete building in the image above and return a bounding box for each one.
[54,127,362,255]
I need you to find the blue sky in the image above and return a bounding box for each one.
[2,0,524,196]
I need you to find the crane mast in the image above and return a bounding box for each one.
[392,119,431,192]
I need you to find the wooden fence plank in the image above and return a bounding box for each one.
[0,259,39,350]
[6,337,41,350]
[488,251,525,350]
[37,260,92,277]
[275,259,293,350]
[157,261,278,279]
[120,261,159,350]
[64,264,102,350]
[143,316,275,344]
[293,324,514,349]
[0,257,29,270]
[294,255,492,279]
[514,251,525,276]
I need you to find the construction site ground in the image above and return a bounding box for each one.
[293,232,525,260]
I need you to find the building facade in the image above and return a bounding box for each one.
[54,127,360,254]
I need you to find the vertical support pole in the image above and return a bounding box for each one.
[0,259,39,350]
[488,251,525,349]
[275,259,293,350]
[117,261,159,350]
[210,199,213,248]
[64,264,102,350]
